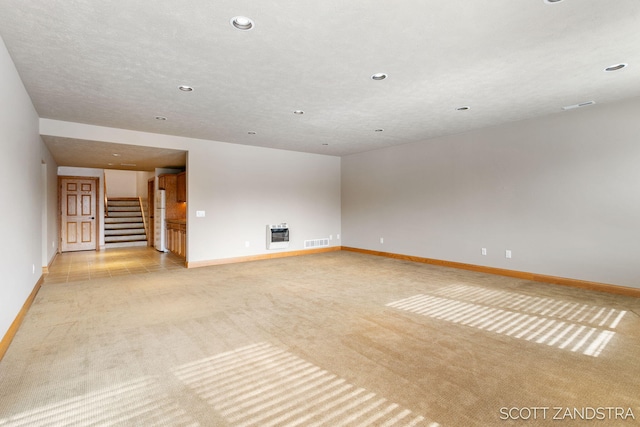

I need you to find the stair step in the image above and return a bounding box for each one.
[105,235,147,243]
[108,206,140,212]
[107,211,142,218]
[105,217,144,224]
[107,205,140,210]
[105,222,144,230]
[105,241,148,249]
[108,199,140,206]
[105,229,146,236]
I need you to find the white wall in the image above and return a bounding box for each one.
[42,142,59,268]
[136,171,155,199]
[0,36,57,341]
[187,142,340,262]
[40,120,342,264]
[342,97,640,289]
[104,169,137,198]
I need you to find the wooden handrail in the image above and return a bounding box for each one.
[139,196,149,243]
[103,172,108,217]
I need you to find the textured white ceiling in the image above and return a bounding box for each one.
[1,0,640,162]
[42,136,186,172]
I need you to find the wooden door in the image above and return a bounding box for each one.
[60,177,98,252]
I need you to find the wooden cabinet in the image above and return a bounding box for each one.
[177,172,186,203]
[166,220,186,258]
[158,173,186,220]
[158,174,177,203]
[159,172,187,258]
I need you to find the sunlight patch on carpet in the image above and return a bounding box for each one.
[173,342,438,427]
[431,284,627,329]
[387,286,626,358]
[0,377,197,427]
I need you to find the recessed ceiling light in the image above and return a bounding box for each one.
[231,16,254,31]
[371,73,387,81]
[322,143,329,146]
[293,110,304,115]
[121,163,137,167]
[179,85,194,92]
[456,106,470,111]
[374,129,384,132]
[248,131,257,135]
[544,0,563,4]
[155,116,167,121]
[604,63,627,72]
[112,153,121,157]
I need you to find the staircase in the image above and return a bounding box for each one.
[104,198,148,248]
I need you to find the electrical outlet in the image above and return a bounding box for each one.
[245,241,250,248]
[32,264,35,274]
[481,248,487,256]
[337,234,340,240]
[380,237,384,244]
[329,235,333,240]
[196,210,205,217]
[505,250,512,259]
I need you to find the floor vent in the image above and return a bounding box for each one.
[304,238,330,249]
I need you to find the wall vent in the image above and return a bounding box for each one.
[562,100,595,111]
[304,238,330,249]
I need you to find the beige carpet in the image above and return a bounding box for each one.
[1,251,639,426]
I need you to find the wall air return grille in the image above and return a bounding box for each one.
[562,100,595,111]
[304,238,330,249]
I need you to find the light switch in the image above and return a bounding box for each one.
[196,210,205,217]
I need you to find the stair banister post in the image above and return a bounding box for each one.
[104,172,108,218]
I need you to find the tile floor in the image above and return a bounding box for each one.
[44,246,185,284]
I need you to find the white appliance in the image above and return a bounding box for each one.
[154,189,167,252]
